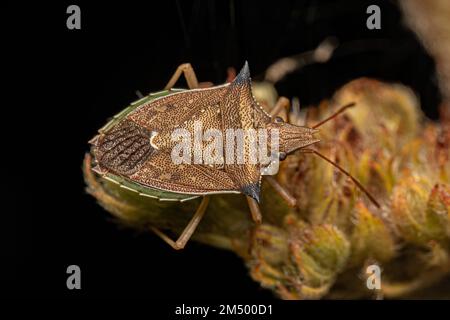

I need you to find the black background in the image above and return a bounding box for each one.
[7,0,441,300]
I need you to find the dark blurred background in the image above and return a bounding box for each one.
[7,0,440,299]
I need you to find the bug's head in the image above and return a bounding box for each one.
[268,117,320,160]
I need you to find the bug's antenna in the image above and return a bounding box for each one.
[312,102,356,129]
[302,149,380,208]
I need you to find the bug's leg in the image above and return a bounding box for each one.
[265,176,297,207]
[246,196,262,224]
[267,97,298,207]
[150,196,210,250]
[164,63,200,90]
[269,96,290,120]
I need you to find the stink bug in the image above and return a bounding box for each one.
[87,62,379,249]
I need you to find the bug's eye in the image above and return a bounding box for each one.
[279,152,287,161]
[274,116,284,123]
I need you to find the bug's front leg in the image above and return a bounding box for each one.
[265,97,298,208]
[265,176,297,207]
[150,196,210,250]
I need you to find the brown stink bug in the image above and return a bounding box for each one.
[87,62,379,250]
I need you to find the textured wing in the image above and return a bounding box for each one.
[129,151,238,195]
[128,86,228,131]
[221,62,270,202]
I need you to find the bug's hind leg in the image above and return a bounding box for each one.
[246,196,262,224]
[164,63,200,90]
[150,196,210,250]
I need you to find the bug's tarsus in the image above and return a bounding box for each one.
[246,196,262,224]
[265,176,297,207]
[302,149,380,208]
[150,196,210,250]
[165,63,199,90]
[312,102,356,129]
